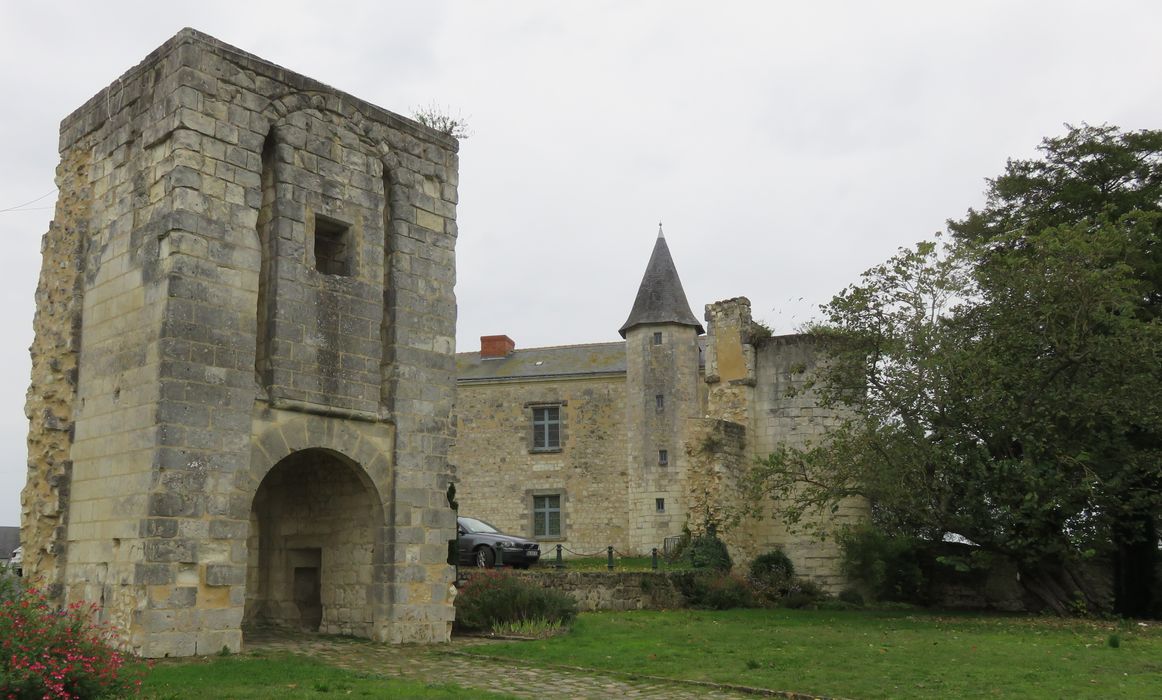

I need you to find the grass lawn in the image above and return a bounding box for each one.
[139,653,516,699]
[462,608,1162,698]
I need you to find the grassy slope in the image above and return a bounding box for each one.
[464,609,1162,699]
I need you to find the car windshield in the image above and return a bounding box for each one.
[459,517,500,534]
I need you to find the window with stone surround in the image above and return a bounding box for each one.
[528,403,565,452]
[658,449,669,466]
[533,493,563,538]
[653,331,663,345]
[656,498,665,513]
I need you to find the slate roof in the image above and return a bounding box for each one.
[0,527,19,560]
[619,228,704,338]
[456,342,627,382]
[456,338,707,382]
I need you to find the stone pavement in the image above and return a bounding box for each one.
[243,629,813,699]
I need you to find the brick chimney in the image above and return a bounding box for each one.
[480,335,515,358]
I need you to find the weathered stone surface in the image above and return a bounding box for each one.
[24,28,459,657]
[502,571,686,612]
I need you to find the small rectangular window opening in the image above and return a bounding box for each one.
[655,498,665,513]
[658,449,668,466]
[314,215,351,276]
[653,332,663,345]
[655,394,664,411]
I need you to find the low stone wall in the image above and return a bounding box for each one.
[509,571,685,612]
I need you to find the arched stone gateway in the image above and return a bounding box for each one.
[245,448,385,638]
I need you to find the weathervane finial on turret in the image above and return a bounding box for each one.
[657,221,664,238]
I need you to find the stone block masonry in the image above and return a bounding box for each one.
[23,28,459,656]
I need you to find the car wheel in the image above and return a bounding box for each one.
[474,546,495,568]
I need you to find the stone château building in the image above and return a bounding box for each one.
[451,228,866,586]
[22,30,459,657]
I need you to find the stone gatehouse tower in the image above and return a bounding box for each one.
[22,29,459,656]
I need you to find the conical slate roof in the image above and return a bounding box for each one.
[618,226,704,338]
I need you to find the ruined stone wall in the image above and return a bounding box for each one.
[698,298,865,588]
[25,29,458,656]
[683,418,748,538]
[452,376,628,555]
[25,41,185,644]
[747,335,867,589]
[702,298,756,427]
[22,145,92,595]
[507,570,686,611]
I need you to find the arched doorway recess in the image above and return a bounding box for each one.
[245,448,384,637]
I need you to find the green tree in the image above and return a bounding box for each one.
[949,123,1162,316]
[750,126,1162,616]
[951,124,1162,616]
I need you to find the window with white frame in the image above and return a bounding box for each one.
[531,405,561,451]
[533,494,562,538]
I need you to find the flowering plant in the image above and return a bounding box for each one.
[0,578,141,699]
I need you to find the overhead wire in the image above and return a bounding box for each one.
[0,189,58,213]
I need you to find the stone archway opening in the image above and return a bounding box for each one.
[244,448,384,638]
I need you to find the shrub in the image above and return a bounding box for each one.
[454,571,577,633]
[838,526,930,604]
[748,550,795,597]
[781,578,829,609]
[672,571,756,609]
[685,534,732,572]
[0,585,140,699]
[838,587,865,607]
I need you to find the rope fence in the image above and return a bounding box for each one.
[493,544,671,571]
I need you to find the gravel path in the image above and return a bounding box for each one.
[242,629,815,699]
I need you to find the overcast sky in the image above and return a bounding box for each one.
[1,0,1160,527]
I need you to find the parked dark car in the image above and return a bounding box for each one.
[457,516,540,568]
